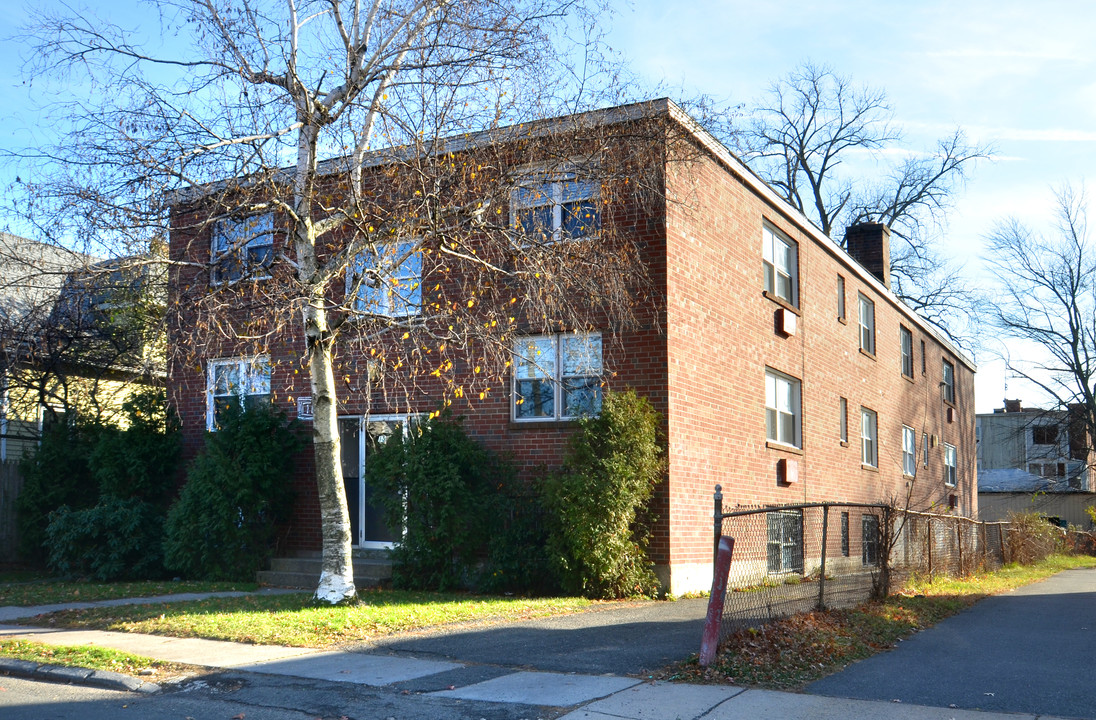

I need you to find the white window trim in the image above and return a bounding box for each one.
[211,213,274,285]
[942,359,956,405]
[858,293,875,355]
[346,241,423,318]
[206,356,272,431]
[902,425,916,477]
[510,171,600,245]
[900,326,914,378]
[861,407,878,468]
[839,396,848,443]
[765,369,802,448]
[512,333,603,422]
[944,443,957,487]
[762,224,798,306]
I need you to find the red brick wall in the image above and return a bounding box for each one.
[661,142,976,576]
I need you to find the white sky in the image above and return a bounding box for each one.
[2,0,1093,413]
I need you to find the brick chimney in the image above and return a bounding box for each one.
[844,223,891,289]
[1003,399,1023,414]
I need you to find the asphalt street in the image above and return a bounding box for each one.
[806,567,1096,719]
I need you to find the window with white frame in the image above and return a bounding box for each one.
[347,241,422,317]
[923,431,929,468]
[902,425,916,476]
[767,509,803,574]
[858,293,875,355]
[900,326,914,378]
[862,514,880,566]
[765,369,802,448]
[942,359,956,404]
[211,213,274,284]
[762,225,798,306]
[511,173,600,244]
[513,334,602,421]
[839,396,848,443]
[207,357,271,430]
[1032,425,1059,446]
[861,407,878,467]
[944,443,957,486]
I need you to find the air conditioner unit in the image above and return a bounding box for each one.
[778,457,799,484]
[778,307,797,336]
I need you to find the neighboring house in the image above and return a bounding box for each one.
[0,232,164,461]
[977,400,1096,528]
[166,99,976,595]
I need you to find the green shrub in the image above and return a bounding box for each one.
[480,486,559,596]
[17,419,107,564]
[45,497,165,581]
[91,389,181,508]
[543,389,663,599]
[368,413,508,591]
[163,403,302,581]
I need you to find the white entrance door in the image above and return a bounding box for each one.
[339,414,411,548]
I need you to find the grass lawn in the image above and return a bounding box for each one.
[15,589,597,647]
[0,638,199,680]
[659,554,1096,690]
[0,579,258,607]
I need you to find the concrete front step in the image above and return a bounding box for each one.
[257,552,392,589]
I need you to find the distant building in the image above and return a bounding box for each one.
[977,399,1096,528]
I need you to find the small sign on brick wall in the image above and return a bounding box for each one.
[296,396,314,420]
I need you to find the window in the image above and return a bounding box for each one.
[902,425,916,476]
[513,334,602,421]
[1032,426,1059,445]
[211,213,274,284]
[858,294,875,355]
[837,275,846,321]
[762,225,798,306]
[861,407,878,467]
[923,431,929,468]
[942,359,956,404]
[765,370,802,447]
[767,509,803,574]
[944,443,957,486]
[839,397,848,443]
[862,514,880,566]
[207,357,271,430]
[900,326,914,378]
[840,512,850,557]
[347,241,422,317]
[1029,462,1066,478]
[921,340,927,375]
[512,174,600,244]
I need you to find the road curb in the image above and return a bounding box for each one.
[0,657,160,694]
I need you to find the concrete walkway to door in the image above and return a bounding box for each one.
[806,567,1096,719]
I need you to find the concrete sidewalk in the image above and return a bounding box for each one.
[0,589,1076,720]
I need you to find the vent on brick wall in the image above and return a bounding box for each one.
[778,457,799,484]
[778,307,797,336]
[948,494,958,510]
[946,406,955,423]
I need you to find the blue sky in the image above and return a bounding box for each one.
[2,0,1093,412]
[606,0,1095,412]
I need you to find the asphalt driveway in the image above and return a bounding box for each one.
[367,596,711,675]
[806,567,1096,719]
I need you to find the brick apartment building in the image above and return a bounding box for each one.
[167,99,975,595]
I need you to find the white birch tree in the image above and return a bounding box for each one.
[6,0,655,603]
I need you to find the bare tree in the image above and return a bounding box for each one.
[986,185,1096,460]
[738,62,990,345]
[5,0,659,602]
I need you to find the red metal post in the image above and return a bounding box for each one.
[699,535,735,667]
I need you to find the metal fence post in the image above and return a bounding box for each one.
[927,518,934,576]
[713,485,723,566]
[700,536,735,666]
[817,505,829,609]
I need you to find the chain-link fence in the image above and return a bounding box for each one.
[707,486,1018,643]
